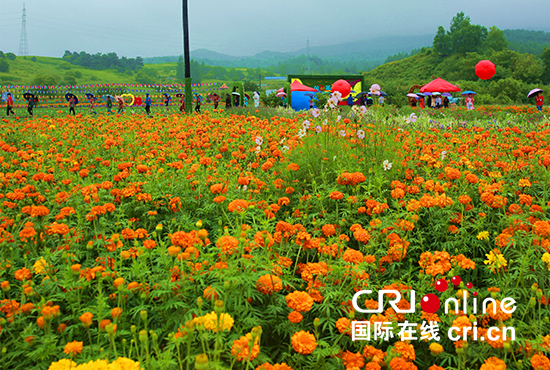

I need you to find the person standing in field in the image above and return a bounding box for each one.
[179,94,185,113]
[253,92,260,108]
[144,93,152,116]
[465,94,475,110]
[69,96,77,115]
[213,94,219,110]
[27,96,35,117]
[89,96,97,115]
[5,92,15,116]
[536,92,544,112]
[225,94,231,109]
[106,96,113,114]
[194,94,201,113]
[418,96,425,109]
[117,97,124,114]
[164,94,170,113]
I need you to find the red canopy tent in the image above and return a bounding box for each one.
[290,80,317,92]
[220,84,229,89]
[419,78,461,93]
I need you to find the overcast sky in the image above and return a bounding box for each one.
[1,0,549,58]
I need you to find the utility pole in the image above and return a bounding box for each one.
[182,0,192,113]
[306,37,310,75]
[258,73,261,91]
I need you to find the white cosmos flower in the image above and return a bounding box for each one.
[357,130,365,139]
[255,146,261,153]
[383,159,392,171]
[409,113,417,123]
[333,155,337,161]
[441,151,447,160]
[360,105,367,114]
[311,108,320,118]
[322,119,328,126]
[339,130,346,137]
[302,120,311,130]
[315,125,322,133]
[337,115,341,122]
[255,136,263,145]
[282,145,289,152]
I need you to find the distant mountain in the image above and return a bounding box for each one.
[143,34,435,67]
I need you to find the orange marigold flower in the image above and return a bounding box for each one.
[342,351,365,369]
[343,249,364,264]
[480,356,507,370]
[321,224,336,237]
[228,199,248,212]
[203,286,219,300]
[394,341,415,362]
[288,311,303,324]
[111,307,122,319]
[336,317,351,336]
[287,163,300,171]
[216,235,239,255]
[290,330,317,355]
[79,312,93,328]
[285,291,314,312]
[231,333,260,361]
[531,354,550,370]
[256,274,282,295]
[15,267,32,281]
[329,191,343,200]
[64,340,83,356]
[363,345,385,364]
[533,221,550,237]
[213,196,226,203]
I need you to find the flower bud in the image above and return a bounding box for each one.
[224,281,231,290]
[197,297,203,308]
[140,310,148,322]
[139,329,148,342]
[195,354,209,370]
[131,325,136,334]
[530,297,537,308]
[314,318,320,328]
[214,300,224,315]
[156,224,163,231]
[537,289,543,299]
[196,220,203,228]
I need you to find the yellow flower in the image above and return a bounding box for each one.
[429,342,444,356]
[543,253,550,271]
[476,231,489,240]
[193,311,234,332]
[484,250,507,273]
[33,258,49,274]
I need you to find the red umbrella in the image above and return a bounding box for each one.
[419,78,461,93]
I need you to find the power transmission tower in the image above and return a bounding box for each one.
[18,3,29,56]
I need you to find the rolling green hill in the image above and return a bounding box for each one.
[0,55,285,92]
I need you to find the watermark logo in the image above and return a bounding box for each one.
[351,276,516,342]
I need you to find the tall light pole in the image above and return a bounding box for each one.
[182,0,192,113]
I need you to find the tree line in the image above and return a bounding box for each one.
[62,51,144,73]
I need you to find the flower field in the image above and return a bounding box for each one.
[0,102,550,370]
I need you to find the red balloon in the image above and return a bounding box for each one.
[475,60,496,80]
[331,79,351,98]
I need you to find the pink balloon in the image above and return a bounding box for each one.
[332,79,351,98]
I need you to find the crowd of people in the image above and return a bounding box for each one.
[0,88,545,117]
